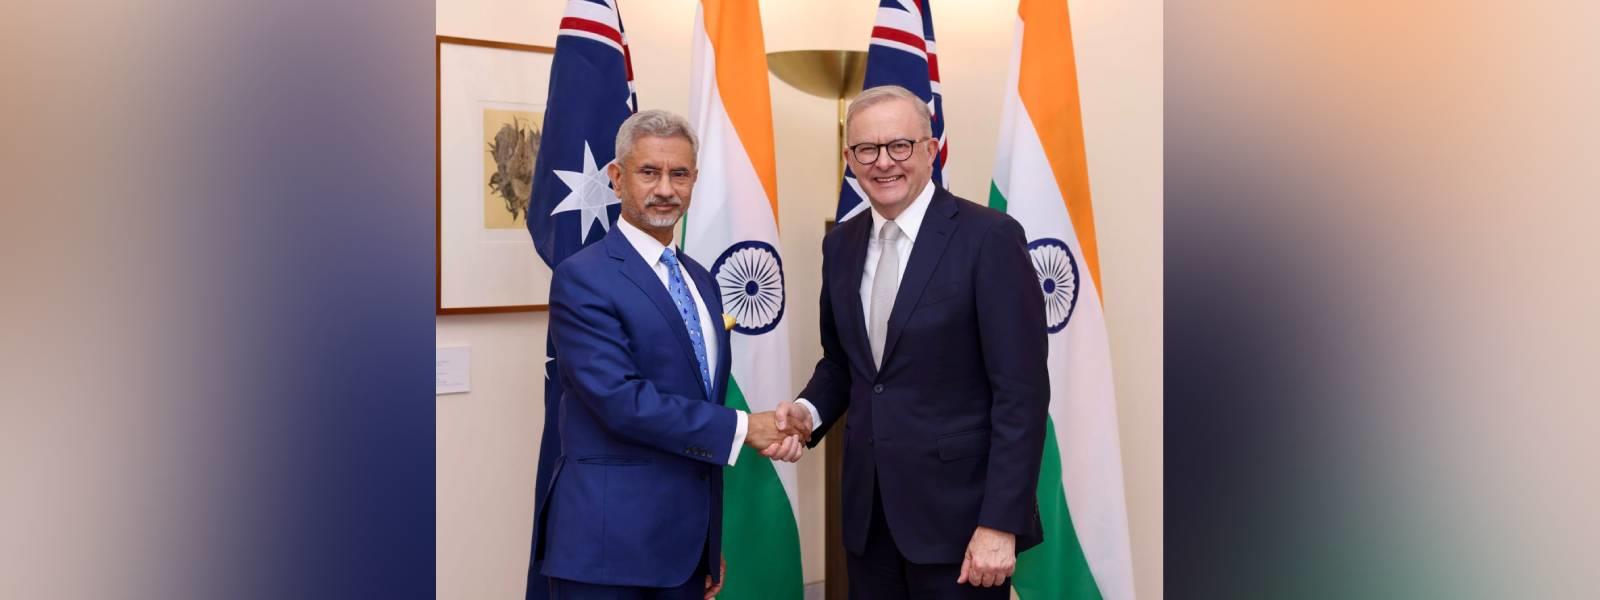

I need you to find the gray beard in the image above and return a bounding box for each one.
[637,209,680,229]
[633,198,682,229]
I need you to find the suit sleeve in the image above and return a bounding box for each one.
[798,236,852,447]
[550,262,740,466]
[973,217,1052,535]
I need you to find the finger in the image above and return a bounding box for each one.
[788,439,804,462]
[762,441,781,457]
[706,571,723,599]
[957,554,971,584]
[974,563,992,587]
[775,404,788,431]
[774,439,792,461]
[779,436,798,462]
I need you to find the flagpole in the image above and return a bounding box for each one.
[765,49,866,221]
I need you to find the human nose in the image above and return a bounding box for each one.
[650,173,677,197]
[870,145,897,169]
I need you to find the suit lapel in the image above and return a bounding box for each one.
[837,214,876,377]
[608,233,707,395]
[881,189,959,366]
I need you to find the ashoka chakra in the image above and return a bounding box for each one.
[1028,238,1080,334]
[710,241,786,335]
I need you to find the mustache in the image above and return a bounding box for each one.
[645,196,682,208]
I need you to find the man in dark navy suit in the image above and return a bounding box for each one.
[533,110,806,600]
[778,86,1051,599]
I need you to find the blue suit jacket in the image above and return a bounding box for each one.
[800,187,1051,563]
[533,228,736,587]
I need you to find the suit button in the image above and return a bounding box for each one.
[873,384,884,394]
[868,436,875,446]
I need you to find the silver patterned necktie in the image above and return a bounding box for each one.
[869,221,903,368]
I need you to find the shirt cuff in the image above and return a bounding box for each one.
[728,409,748,466]
[794,398,822,432]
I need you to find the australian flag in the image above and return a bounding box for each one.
[524,1,635,598]
[837,0,949,222]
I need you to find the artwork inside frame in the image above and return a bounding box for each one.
[437,36,557,314]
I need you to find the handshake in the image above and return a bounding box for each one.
[743,400,814,463]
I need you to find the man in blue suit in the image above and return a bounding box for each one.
[778,86,1051,599]
[533,110,807,600]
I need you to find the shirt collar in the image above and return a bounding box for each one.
[869,181,935,244]
[616,217,674,267]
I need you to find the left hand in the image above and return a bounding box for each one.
[704,558,726,599]
[956,526,1016,587]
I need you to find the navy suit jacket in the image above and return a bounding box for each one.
[533,228,736,587]
[800,187,1051,563]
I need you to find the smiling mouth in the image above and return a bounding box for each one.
[872,175,904,184]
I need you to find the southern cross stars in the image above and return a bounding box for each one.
[550,141,620,243]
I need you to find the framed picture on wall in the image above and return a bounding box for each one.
[437,35,556,314]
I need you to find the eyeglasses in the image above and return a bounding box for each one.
[633,166,694,186]
[847,137,931,164]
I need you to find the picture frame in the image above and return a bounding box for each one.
[436,35,557,314]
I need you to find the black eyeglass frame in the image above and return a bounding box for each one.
[846,136,933,164]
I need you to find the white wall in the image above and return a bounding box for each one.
[437,0,1161,597]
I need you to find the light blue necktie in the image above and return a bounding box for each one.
[660,248,712,398]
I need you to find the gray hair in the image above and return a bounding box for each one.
[614,109,699,164]
[845,85,933,138]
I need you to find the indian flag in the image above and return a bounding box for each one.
[990,0,1136,598]
[681,1,803,599]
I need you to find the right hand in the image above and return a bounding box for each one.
[773,399,814,441]
[744,411,806,462]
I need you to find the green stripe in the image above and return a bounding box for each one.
[1014,416,1103,599]
[718,377,805,599]
[989,180,1009,213]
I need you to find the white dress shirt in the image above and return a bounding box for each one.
[615,218,748,465]
[795,182,937,430]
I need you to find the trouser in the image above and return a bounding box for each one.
[846,482,1011,600]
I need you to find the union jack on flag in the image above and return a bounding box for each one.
[524,2,635,598]
[527,0,637,265]
[837,0,949,222]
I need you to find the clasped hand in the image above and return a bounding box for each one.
[744,400,814,462]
